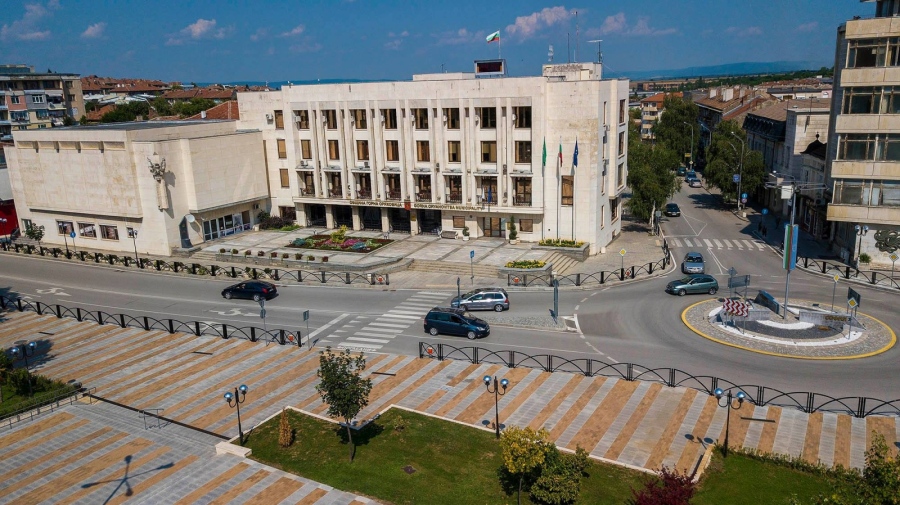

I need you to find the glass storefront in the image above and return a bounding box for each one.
[202,211,251,241]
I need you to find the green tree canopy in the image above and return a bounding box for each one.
[315,348,373,462]
[500,426,552,505]
[100,101,150,123]
[626,117,681,221]
[151,96,173,116]
[703,120,766,204]
[652,96,700,167]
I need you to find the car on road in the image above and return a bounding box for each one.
[451,287,510,311]
[687,177,702,188]
[676,166,687,176]
[423,307,490,339]
[664,203,681,217]
[681,252,705,274]
[666,274,718,296]
[221,280,277,301]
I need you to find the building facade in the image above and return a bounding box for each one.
[237,63,630,254]
[827,0,900,266]
[5,121,267,255]
[0,65,84,141]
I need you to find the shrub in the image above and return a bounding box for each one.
[282,253,289,259]
[330,225,349,245]
[270,252,278,258]
[539,238,585,248]
[462,226,470,237]
[295,253,302,260]
[279,408,294,447]
[627,467,695,505]
[530,446,590,505]
[257,251,265,257]
[219,248,226,254]
[506,260,546,269]
[244,250,251,256]
[508,217,518,241]
[231,249,238,254]
[859,252,872,264]
[308,255,315,261]
[322,256,329,263]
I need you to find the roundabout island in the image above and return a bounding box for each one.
[681,296,896,360]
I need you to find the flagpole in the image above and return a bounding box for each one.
[572,166,576,241]
[557,137,561,240]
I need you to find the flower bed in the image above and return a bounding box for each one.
[538,238,585,248]
[287,235,392,253]
[505,259,546,269]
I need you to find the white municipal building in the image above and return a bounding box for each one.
[4,62,629,256]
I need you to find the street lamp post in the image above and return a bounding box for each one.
[128,228,139,265]
[854,224,869,267]
[223,384,249,445]
[9,340,37,396]
[730,132,745,211]
[713,388,746,457]
[483,375,509,438]
[683,122,694,171]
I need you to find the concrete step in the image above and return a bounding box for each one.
[408,259,500,278]
[540,252,578,275]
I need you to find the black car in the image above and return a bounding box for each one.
[664,203,681,217]
[423,307,490,339]
[221,280,278,301]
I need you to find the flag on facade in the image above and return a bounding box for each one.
[486,31,500,43]
[558,140,563,166]
[541,137,547,176]
[573,138,579,169]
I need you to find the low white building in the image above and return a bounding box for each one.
[238,62,630,254]
[5,121,268,255]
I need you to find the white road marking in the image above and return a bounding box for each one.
[209,308,256,317]
[706,247,727,275]
[723,239,733,248]
[683,238,693,247]
[345,336,391,344]
[713,239,723,248]
[703,239,713,248]
[36,287,70,296]
[574,305,580,311]
[673,238,683,248]
[367,322,410,329]
[307,313,350,339]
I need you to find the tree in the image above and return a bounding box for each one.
[500,426,552,505]
[703,120,765,205]
[530,446,590,505]
[652,95,700,167]
[278,408,294,447]
[62,115,75,126]
[25,223,44,248]
[626,115,681,221]
[315,348,373,462]
[151,96,173,116]
[861,433,900,505]
[628,466,696,505]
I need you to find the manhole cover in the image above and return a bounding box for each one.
[403,465,416,474]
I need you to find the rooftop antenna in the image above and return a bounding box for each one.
[575,10,579,62]
[548,45,554,63]
[588,39,603,64]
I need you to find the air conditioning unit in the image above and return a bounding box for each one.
[299,160,307,167]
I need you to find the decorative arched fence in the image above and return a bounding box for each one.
[417,342,900,418]
[0,295,304,347]
[797,256,900,290]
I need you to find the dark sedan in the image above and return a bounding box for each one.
[664,203,681,217]
[221,280,278,301]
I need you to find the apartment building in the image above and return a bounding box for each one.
[639,92,682,141]
[238,62,630,253]
[0,65,84,141]
[827,0,900,266]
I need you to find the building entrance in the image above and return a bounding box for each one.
[483,217,503,237]
[307,204,326,227]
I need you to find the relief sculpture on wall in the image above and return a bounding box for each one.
[148,156,169,211]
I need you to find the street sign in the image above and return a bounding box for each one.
[762,208,768,215]
[783,224,798,271]
[891,252,899,262]
[728,267,737,277]
[742,193,748,199]
[848,298,858,308]
[69,231,76,239]
[848,287,861,308]
[259,308,267,319]
[833,274,840,283]
[733,174,740,183]
[741,198,747,204]
[723,299,749,317]
[303,310,309,321]
[619,249,627,256]
[727,275,751,289]
[470,250,475,259]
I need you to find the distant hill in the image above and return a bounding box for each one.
[614,61,829,80]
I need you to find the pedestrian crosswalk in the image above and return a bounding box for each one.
[334,291,448,352]
[670,237,768,251]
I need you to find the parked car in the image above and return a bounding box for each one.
[681,252,705,274]
[221,280,278,301]
[676,166,687,176]
[666,274,719,296]
[423,307,490,339]
[451,287,510,311]
[664,203,681,217]
[687,177,702,188]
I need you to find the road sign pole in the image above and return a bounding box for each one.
[457,277,461,303]
[552,279,559,322]
[891,253,898,284]
[831,275,838,312]
[470,250,475,285]
[782,188,797,319]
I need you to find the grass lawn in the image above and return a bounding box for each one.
[246,408,649,505]
[693,451,833,504]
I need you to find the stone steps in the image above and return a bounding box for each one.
[540,252,579,275]
[408,259,500,278]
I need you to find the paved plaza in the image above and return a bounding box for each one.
[2,311,898,503]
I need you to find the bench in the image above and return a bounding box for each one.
[440,230,458,240]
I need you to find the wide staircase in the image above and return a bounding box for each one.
[540,251,581,275]
[190,249,220,263]
[408,259,500,278]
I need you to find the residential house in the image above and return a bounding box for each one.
[0,64,84,140]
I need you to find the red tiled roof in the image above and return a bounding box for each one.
[746,98,832,122]
[161,87,236,101]
[85,104,117,121]
[81,75,169,94]
[186,100,240,120]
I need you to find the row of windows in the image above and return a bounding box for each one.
[842,86,900,114]
[277,138,534,164]
[837,133,900,161]
[833,179,900,206]
[42,220,132,241]
[280,106,533,131]
[449,215,535,232]
[846,37,900,69]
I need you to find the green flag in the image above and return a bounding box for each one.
[541,137,547,176]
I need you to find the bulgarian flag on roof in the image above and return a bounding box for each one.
[486,31,500,43]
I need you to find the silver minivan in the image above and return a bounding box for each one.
[451,288,510,312]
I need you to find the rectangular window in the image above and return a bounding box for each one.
[513,106,532,128]
[277,139,287,159]
[515,141,532,163]
[413,108,429,129]
[561,176,574,206]
[611,198,620,220]
[618,162,625,188]
[518,219,534,233]
[100,225,119,240]
[448,141,461,162]
[618,131,625,155]
[32,95,44,104]
[416,141,430,162]
[847,38,895,68]
[352,109,367,129]
[619,99,626,123]
[22,219,33,231]
[127,227,137,239]
[357,140,369,161]
[323,109,337,129]
[481,141,497,162]
[57,220,73,235]
[11,95,20,104]
[280,169,290,188]
[479,107,496,128]
[328,140,340,160]
[839,133,875,160]
[301,139,312,159]
[295,110,310,129]
[274,110,284,129]
[382,109,397,129]
[453,216,466,228]
[444,108,460,129]
[78,222,96,238]
[386,140,399,161]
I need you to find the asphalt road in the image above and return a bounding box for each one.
[2,182,898,400]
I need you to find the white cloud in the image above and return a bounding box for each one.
[435,28,483,46]
[594,13,676,37]
[0,1,59,42]
[166,18,233,45]
[725,26,762,37]
[81,22,106,39]
[280,25,305,37]
[506,6,574,39]
[250,28,268,41]
[797,21,818,33]
[385,30,409,50]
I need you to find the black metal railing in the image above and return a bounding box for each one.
[0,294,307,348]
[417,343,900,418]
[507,239,671,287]
[0,242,390,287]
[798,256,900,290]
[1,387,97,429]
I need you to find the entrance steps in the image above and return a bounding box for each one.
[540,252,580,275]
[408,259,500,278]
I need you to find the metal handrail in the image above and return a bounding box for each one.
[1,387,96,430]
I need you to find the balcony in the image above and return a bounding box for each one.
[300,188,316,197]
[446,192,462,204]
[386,189,402,201]
[329,188,344,198]
[514,194,532,206]
[417,190,432,201]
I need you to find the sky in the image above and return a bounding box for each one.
[0,0,867,84]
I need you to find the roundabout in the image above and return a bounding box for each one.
[681,298,897,360]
